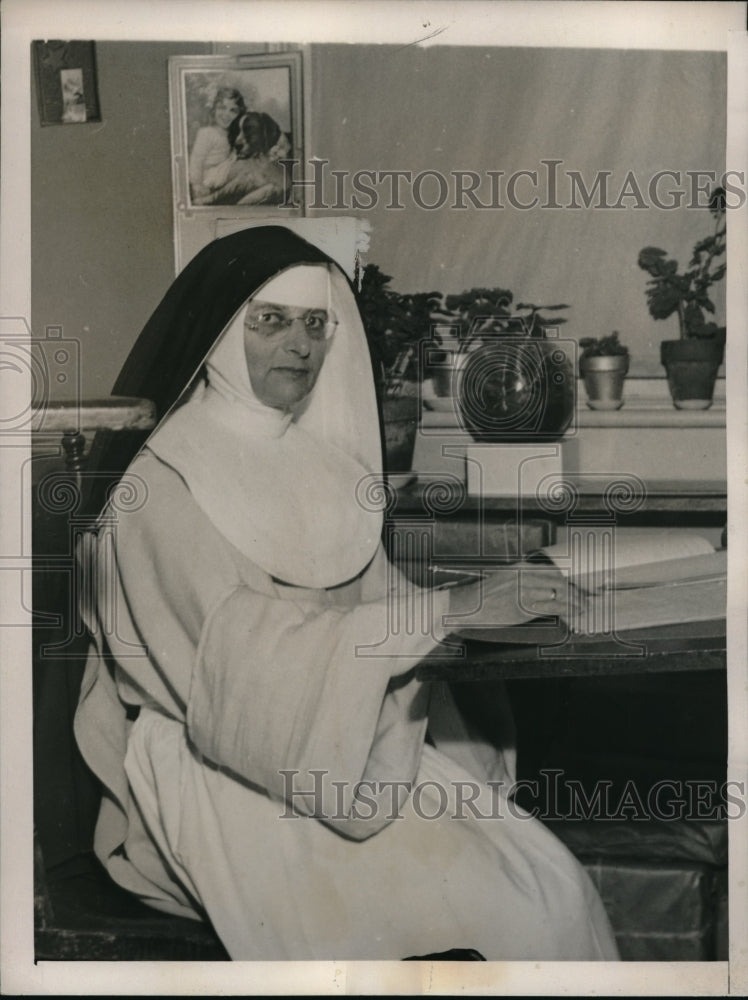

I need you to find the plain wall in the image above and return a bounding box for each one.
[31,42,209,398]
[309,44,726,375]
[31,41,727,399]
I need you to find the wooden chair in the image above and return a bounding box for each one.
[32,398,229,960]
[31,397,485,962]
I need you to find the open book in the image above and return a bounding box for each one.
[448,529,727,640]
[541,528,726,635]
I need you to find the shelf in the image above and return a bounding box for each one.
[391,477,727,516]
[423,396,726,430]
[31,396,157,434]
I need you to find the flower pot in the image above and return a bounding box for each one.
[454,335,575,443]
[660,339,724,410]
[427,339,461,398]
[580,354,629,410]
[430,350,456,398]
[382,386,420,472]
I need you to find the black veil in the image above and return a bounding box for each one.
[83,226,337,517]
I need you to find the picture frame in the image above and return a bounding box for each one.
[168,52,305,216]
[33,40,101,126]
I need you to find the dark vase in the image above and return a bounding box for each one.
[429,349,455,398]
[454,335,575,443]
[382,389,420,472]
[660,338,724,410]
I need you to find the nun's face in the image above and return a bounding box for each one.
[243,301,329,409]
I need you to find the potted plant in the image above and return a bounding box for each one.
[440,289,575,442]
[427,321,462,399]
[637,187,726,409]
[578,331,630,410]
[354,264,440,474]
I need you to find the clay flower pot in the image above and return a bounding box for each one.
[580,354,629,411]
[382,384,420,472]
[429,349,456,398]
[660,339,724,410]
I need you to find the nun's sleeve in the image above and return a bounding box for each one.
[111,456,451,841]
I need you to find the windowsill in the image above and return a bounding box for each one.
[413,377,727,487]
[421,378,726,431]
[575,398,725,428]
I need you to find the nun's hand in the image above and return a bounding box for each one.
[446,563,587,629]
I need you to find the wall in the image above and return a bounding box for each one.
[309,44,726,376]
[31,42,209,398]
[31,41,727,399]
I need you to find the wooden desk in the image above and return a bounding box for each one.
[390,477,727,530]
[417,618,726,682]
[392,475,727,678]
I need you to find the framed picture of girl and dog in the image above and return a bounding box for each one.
[168,52,304,215]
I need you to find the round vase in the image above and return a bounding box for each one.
[453,335,575,443]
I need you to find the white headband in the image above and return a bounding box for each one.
[254,264,332,310]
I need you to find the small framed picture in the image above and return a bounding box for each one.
[33,41,101,126]
[168,52,304,215]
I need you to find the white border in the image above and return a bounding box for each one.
[2,1,746,995]
[725,24,748,1000]
[1,0,744,49]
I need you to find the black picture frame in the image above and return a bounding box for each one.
[33,40,101,126]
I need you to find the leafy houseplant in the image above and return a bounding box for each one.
[428,288,512,399]
[637,187,726,409]
[354,264,441,473]
[578,331,630,410]
[442,288,569,340]
[355,266,577,464]
[355,264,441,388]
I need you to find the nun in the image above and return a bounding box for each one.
[74,226,618,961]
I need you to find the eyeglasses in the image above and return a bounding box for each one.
[245,306,338,342]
